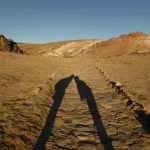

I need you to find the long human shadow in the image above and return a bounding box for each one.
[74,76,114,150]
[34,75,74,150]
[135,110,150,134]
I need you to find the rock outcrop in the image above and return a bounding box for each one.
[0,34,23,54]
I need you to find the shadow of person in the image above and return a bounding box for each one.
[135,110,150,134]
[34,75,74,150]
[74,76,114,150]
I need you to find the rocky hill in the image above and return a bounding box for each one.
[86,32,150,57]
[0,34,23,54]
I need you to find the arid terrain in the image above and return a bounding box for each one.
[0,32,150,150]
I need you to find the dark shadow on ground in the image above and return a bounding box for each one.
[74,76,114,150]
[34,75,74,150]
[135,110,150,134]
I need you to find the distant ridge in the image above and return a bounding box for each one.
[18,39,102,57]
[1,32,150,57]
[85,32,150,57]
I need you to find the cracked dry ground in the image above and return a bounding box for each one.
[0,58,150,150]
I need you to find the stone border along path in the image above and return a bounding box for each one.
[96,67,150,134]
[33,61,150,150]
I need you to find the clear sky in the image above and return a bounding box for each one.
[0,0,150,43]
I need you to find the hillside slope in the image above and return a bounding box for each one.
[85,32,150,57]
[18,40,102,57]
[18,32,150,58]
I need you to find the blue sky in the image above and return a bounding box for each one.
[0,0,150,43]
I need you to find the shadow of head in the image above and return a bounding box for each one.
[55,74,74,89]
[53,74,74,100]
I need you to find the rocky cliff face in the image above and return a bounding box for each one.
[0,34,23,54]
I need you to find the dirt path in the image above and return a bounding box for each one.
[34,59,150,150]
[0,57,150,150]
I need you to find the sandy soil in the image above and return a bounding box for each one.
[0,51,80,104]
[96,55,150,112]
[0,51,150,149]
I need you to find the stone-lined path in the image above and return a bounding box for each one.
[34,60,150,150]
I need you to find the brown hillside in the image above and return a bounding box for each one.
[18,41,71,55]
[87,32,150,57]
[18,32,150,58]
[18,39,100,57]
